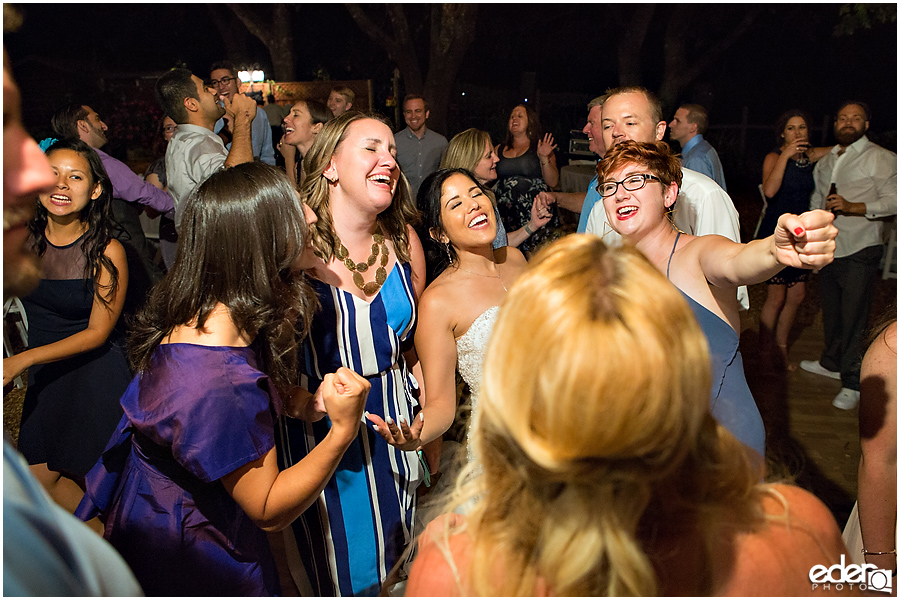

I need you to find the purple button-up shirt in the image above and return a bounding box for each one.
[95,147,174,214]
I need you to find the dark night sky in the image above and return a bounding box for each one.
[5,3,897,163]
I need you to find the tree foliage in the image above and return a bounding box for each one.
[834,3,897,36]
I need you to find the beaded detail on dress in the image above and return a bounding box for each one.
[455,306,499,464]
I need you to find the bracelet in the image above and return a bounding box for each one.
[863,549,897,555]
[524,223,535,236]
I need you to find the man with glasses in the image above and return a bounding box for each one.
[585,86,747,309]
[156,68,256,236]
[208,61,274,165]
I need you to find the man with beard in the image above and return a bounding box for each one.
[801,101,896,410]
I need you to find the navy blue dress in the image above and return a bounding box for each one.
[667,232,766,457]
[757,154,815,286]
[494,146,560,255]
[18,234,130,478]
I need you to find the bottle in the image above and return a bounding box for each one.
[828,183,838,215]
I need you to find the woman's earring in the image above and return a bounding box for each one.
[444,243,453,265]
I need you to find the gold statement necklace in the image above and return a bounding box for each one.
[335,227,389,295]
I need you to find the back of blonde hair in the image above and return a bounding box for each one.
[448,234,763,595]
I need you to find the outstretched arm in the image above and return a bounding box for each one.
[696,209,836,289]
[367,290,458,451]
[4,240,128,386]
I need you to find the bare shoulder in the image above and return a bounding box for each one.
[684,232,740,260]
[763,484,844,538]
[718,484,847,596]
[406,223,425,258]
[102,238,128,273]
[406,514,470,597]
[496,245,527,270]
[103,237,126,260]
[419,273,462,318]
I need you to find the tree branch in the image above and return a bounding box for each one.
[226,4,270,42]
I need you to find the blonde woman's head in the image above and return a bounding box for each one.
[440,128,498,185]
[477,233,710,488]
[453,234,760,596]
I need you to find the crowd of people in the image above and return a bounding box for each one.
[3,17,896,596]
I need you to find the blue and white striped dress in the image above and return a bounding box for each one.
[276,261,422,596]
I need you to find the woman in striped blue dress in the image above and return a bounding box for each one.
[276,111,427,596]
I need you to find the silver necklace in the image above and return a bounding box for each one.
[455,263,507,292]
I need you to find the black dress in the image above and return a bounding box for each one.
[494,146,562,255]
[17,234,131,478]
[756,153,815,286]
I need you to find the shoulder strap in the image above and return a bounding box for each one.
[666,231,682,280]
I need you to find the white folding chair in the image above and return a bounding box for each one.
[3,296,28,388]
[752,184,768,239]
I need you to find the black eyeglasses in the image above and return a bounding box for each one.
[596,173,662,197]
[209,76,236,87]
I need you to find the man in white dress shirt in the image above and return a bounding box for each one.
[800,101,897,410]
[585,86,748,310]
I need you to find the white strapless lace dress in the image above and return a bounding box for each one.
[455,306,500,465]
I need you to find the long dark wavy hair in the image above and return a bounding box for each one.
[418,167,492,279]
[28,139,119,307]
[128,163,318,395]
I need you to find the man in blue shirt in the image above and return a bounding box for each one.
[535,95,606,233]
[669,103,727,191]
[209,61,275,165]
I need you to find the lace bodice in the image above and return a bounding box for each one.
[455,306,499,399]
[456,306,499,465]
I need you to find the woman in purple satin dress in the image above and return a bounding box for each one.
[76,163,370,596]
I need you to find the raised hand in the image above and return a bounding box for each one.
[222,93,258,124]
[537,133,557,158]
[529,194,552,230]
[773,210,837,270]
[321,367,370,443]
[365,409,424,452]
[782,138,810,161]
